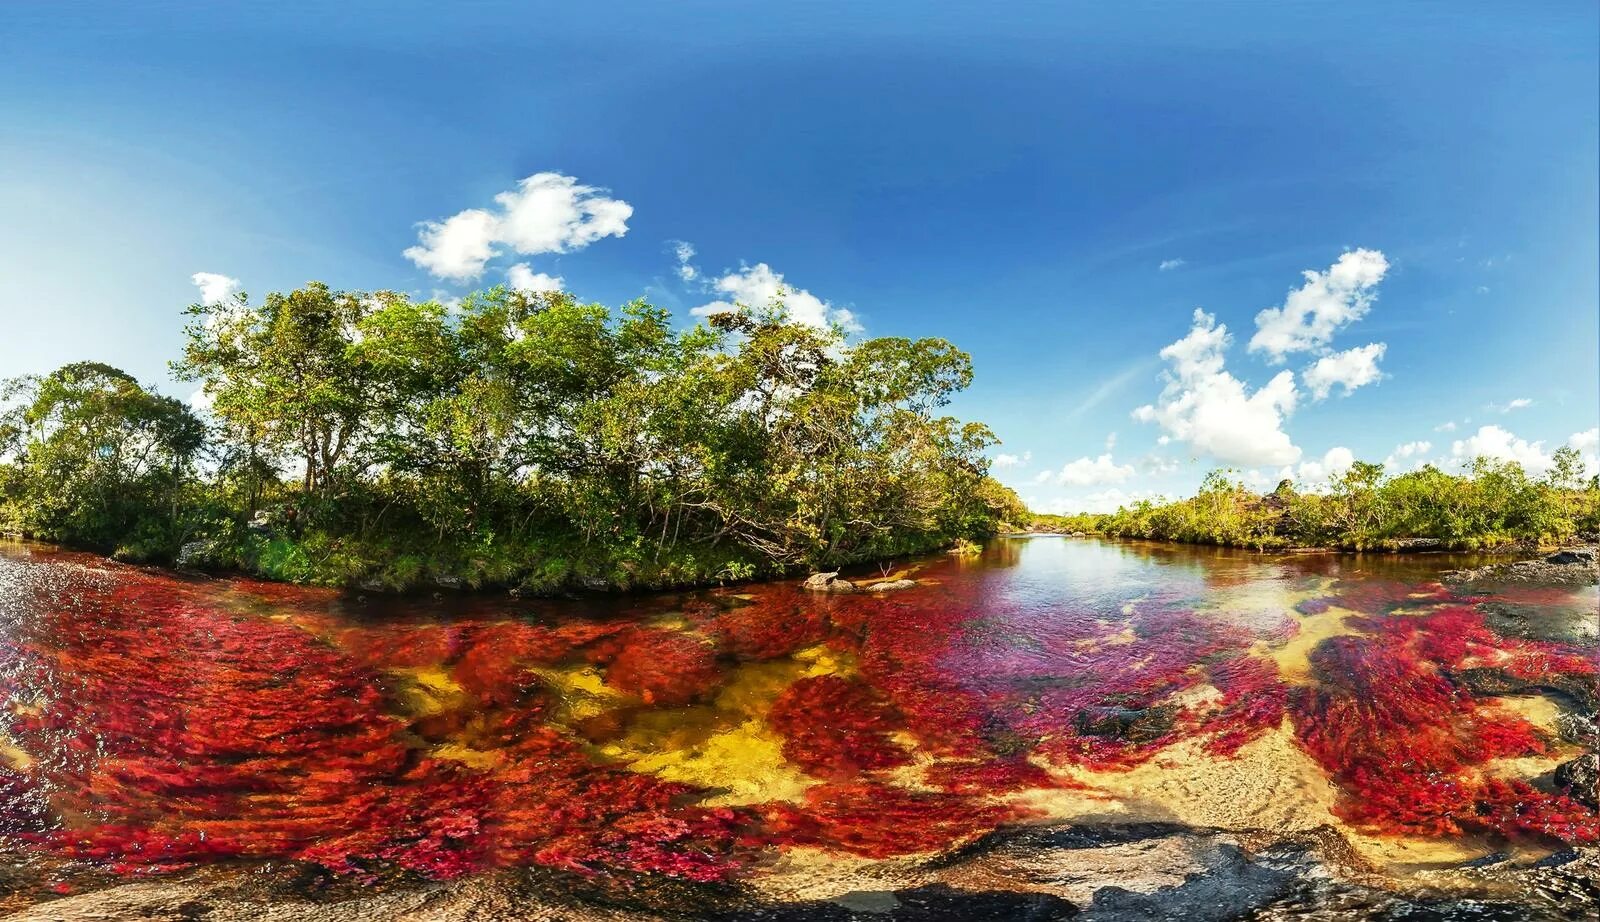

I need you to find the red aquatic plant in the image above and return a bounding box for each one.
[602,627,725,706]
[766,675,910,779]
[1290,606,1597,844]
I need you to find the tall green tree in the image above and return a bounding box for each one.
[0,363,204,556]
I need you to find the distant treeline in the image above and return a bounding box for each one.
[1040,461,1600,551]
[0,284,1027,591]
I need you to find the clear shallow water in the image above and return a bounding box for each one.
[0,537,1595,916]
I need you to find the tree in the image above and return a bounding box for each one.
[0,363,204,556]
[173,282,378,507]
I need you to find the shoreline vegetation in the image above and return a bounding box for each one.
[1,282,1594,593]
[1032,461,1600,552]
[0,283,1029,593]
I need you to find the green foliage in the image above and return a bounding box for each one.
[0,363,206,559]
[1094,457,1598,550]
[3,282,1014,592]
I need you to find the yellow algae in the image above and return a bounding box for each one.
[594,652,855,805]
[791,643,856,680]
[646,611,692,631]
[385,665,469,718]
[530,663,628,722]
[604,711,816,805]
[0,737,33,772]
[1477,695,1581,781]
[431,742,504,770]
[1194,581,1323,632]
[1256,604,1363,683]
[1077,626,1136,650]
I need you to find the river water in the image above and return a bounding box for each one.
[0,537,1595,919]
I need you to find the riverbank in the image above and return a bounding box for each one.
[15,826,1598,921]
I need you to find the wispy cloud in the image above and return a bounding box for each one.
[1485,397,1533,414]
[1158,258,1186,272]
[1062,360,1155,421]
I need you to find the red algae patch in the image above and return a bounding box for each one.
[1,539,1595,901]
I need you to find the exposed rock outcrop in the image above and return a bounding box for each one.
[803,572,858,593]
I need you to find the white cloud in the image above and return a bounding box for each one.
[1140,454,1181,476]
[1054,453,1136,486]
[404,172,632,281]
[1451,425,1552,475]
[1248,249,1389,362]
[1383,440,1432,472]
[1486,397,1533,414]
[670,240,698,281]
[191,272,240,306]
[1032,469,1054,484]
[1302,342,1386,400]
[1159,258,1186,272]
[993,451,1031,469]
[1036,489,1159,516]
[1569,428,1600,473]
[1282,446,1356,491]
[506,263,564,293]
[188,387,214,413]
[1133,309,1301,466]
[1433,421,1457,433]
[691,263,860,331]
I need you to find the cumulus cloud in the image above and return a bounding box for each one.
[1486,397,1533,414]
[404,172,632,281]
[506,263,564,293]
[1434,421,1457,433]
[1281,446,1356,491]
[1133,309,1301,466]
[191,272,240,306]
[1054,453,1136,486]
[1159,258,1186,272]
[1302,342,1386,400]
[1383,440,1432,471]
[1248,249,1389,362]
[691,263,860,331]
[1451,425,1552,475]
[1035,489,1159,516]
[1571,427,1599,455]
[993,451,1031,469]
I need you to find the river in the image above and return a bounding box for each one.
[0,537,1595,920]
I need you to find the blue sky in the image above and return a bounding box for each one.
[2,1,1596,512]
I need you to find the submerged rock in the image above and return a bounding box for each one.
[1072,705,1177,743]
[1446,666,1600,712]
[803,572,859,593]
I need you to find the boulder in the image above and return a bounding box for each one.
[173,540,213,570]
[1555,753,1598,809]
[803,572,858,593]
[1547,547,1598,566]
[865,579,918,592]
